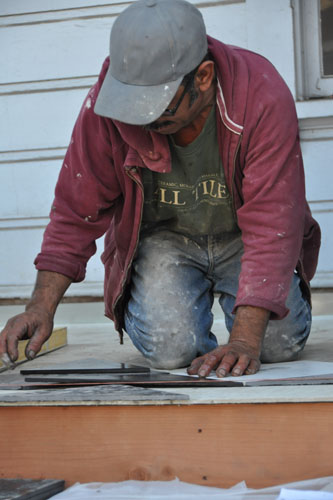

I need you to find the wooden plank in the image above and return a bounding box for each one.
[0,403,332,489]
[0,327,67,372]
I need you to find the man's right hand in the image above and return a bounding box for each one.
[0,270,72,367]
[0,307,54,365]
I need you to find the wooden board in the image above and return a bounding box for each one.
[0,327,67,372]
[0,404,332,489]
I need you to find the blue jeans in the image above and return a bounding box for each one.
[124,230,312,369]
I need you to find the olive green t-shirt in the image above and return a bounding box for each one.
[141,106,239,236]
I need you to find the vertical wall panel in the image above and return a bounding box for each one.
[0,0,331,297]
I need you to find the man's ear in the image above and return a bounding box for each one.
[195,61,215,92]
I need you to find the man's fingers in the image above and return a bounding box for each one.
[188,344,261,379]
[217,353,260,377]
[24,325,52,360]
[196,354,220,377]
[216,355,260,377]
[0,330,8,356]
[244,358,261,375]
[216,351,238,377]
[0,329,15,367]
[2,314,52,362]
[0,309,54,365]
[5,321,29,362]
[230,353,255,376]
[1,353,15,370]
[187,357,204,375]
[187,353,220,377]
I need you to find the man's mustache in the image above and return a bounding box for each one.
[143,120,174,131]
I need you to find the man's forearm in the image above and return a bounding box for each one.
[229,305,270,353]
[26,270,72,316]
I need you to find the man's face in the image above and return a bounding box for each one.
[144,77,200,135]
[143,60,215,137]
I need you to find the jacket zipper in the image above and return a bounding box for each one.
[231,133,243,220]
[112,166,144,342]
[215,80,243,220]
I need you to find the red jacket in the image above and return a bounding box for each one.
[35,36,321,337]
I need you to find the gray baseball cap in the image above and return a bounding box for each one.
[94,0,208,125]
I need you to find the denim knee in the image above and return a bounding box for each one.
[260,306,312,363]
[260,337,304,363]
[148,342,198,370]
[220,272,312,363]
[124,309,199,369]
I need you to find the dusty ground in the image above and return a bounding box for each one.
[0,293,332,371]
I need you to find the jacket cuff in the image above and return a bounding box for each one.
[34,253,86,283]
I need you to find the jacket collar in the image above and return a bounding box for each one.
[208,35,245,135]
[113,120,172,173]
[216,78,243,135]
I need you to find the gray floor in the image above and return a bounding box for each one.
[1,293,333,405]
[1,294,332,368]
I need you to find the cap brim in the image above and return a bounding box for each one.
[94,66,183,126]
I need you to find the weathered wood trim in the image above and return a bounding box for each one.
[0,78,96,96]
[299,116,333,141]
[0,1,244,27]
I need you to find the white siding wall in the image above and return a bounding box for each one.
[0,0,332,297]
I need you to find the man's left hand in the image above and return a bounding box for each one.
[187,305,270,377]
[187,340,261,378]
